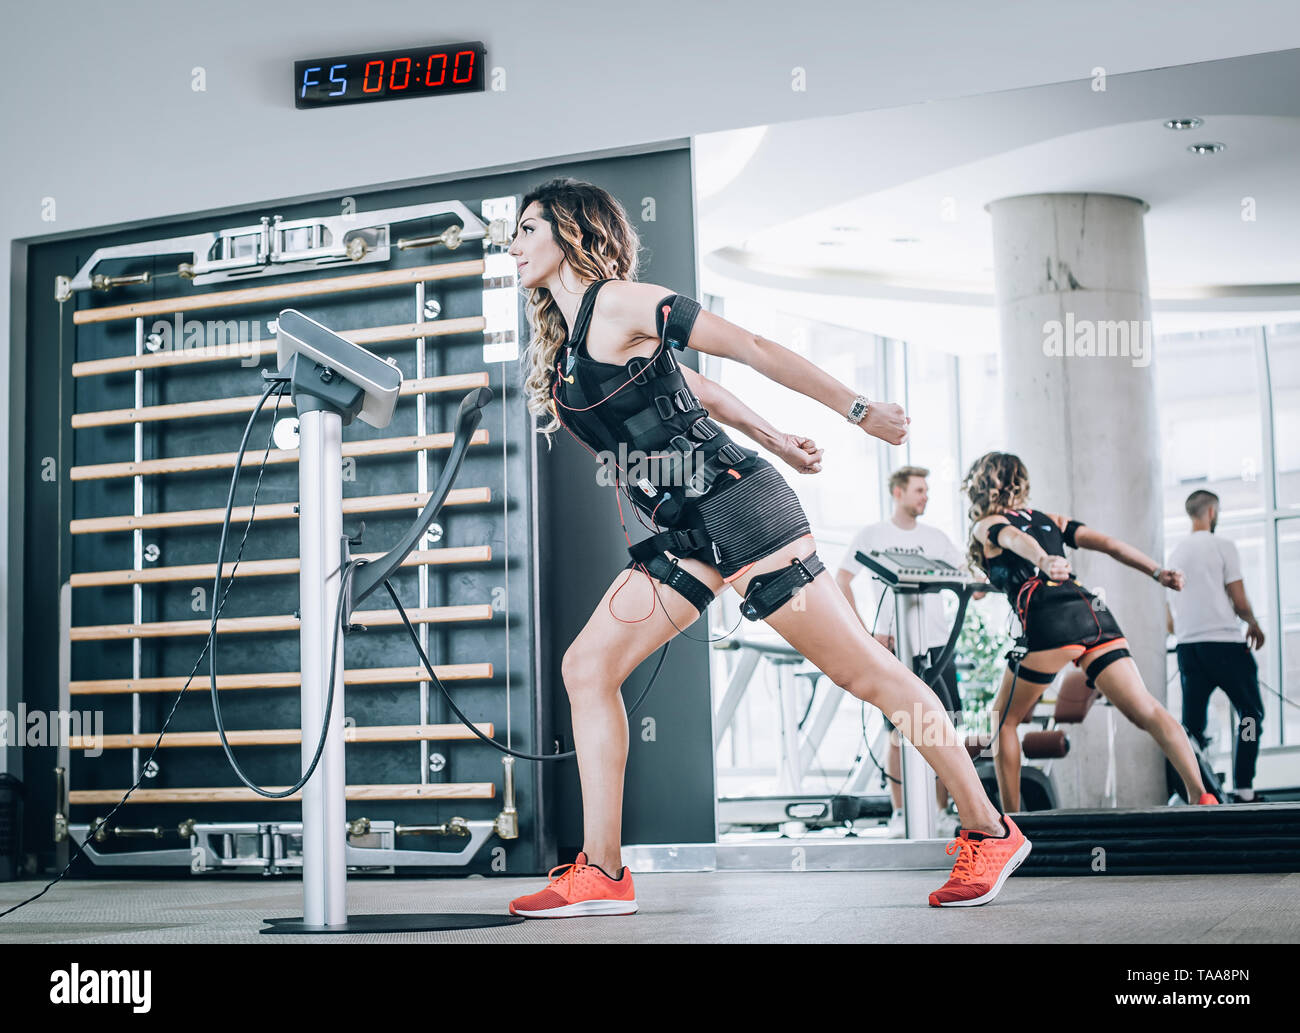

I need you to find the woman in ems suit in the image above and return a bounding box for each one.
[506,178,1030,916]
[962,451,1214,812]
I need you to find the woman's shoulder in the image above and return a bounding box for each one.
[591,279,677,322]
[585,280,680,359]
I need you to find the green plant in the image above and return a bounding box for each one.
[955,606,1012,734]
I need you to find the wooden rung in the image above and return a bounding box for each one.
[69,782,496,804]
[69,722,497,750]
[70,488,491,536]
[71,259,485,325]
[72,372,492,428]
[70,603,494,642]
[71,317,487,378]
[70,663,493,695]
[70,545,492,588]
[69,428,489,482]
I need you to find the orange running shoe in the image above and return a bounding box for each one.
[508,851,637,918]
[1197,792,1220,805]
[929,815,1031,907]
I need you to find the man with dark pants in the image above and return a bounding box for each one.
[1166,490,1266,802]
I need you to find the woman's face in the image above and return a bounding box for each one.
[509,201,565,291]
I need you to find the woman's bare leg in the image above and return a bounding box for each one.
[1083,642,1207,800]
[562,555,724,874]
[989,649,1074,811]
[729,537,1004,836]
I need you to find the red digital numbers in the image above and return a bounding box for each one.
[424,50,475,87]
[452,49,475,83]
[390,57,411,90]
[425,53,447,86]
[317,45,479,102]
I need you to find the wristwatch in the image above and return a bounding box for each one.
[1151,567,1164,582]
[846,394,871,425]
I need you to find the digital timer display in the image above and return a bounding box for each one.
[295,41,486,108]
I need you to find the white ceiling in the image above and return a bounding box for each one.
[695,48,1300,351]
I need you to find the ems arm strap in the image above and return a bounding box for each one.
[656,294,702,351]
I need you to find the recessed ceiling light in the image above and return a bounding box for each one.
[1187,142,1226,155]
[830,225,863,233]
[890,236,920,244]
[1164,117,1203,130]
[818,240,847,247]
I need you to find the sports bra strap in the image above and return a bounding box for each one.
[569,278,614,353]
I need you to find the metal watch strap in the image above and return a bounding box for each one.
[846,394,870,424]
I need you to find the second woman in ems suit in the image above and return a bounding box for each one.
[506,178,1030,916]
[963,451,1214,811]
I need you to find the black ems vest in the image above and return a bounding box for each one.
[552,278,757,532]
[982,508,1080,600]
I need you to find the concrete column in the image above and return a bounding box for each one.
[986,192,1169,808]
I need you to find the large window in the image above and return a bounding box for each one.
[699,298,885,560]
[1155,326,1266,519]
[1269,325,1300,511]
[705,296,1004,805]
[957,352,1005,481]
[1155,322,1300,753]
[703,298,892,801]
[706,299,1299,793]
[902,344,962,542]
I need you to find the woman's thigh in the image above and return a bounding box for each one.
[1080,642,1160,725]
[723,534,897,690]
[564,553,725,689]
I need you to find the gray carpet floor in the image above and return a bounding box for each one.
[1,870,1296,943]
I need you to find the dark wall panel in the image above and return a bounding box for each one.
[17,144,714,882]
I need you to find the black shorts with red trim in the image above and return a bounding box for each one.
[1018,578,1125,654]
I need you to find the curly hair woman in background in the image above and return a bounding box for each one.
[962,451,1213,810]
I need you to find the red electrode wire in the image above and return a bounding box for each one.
[1012,555,1104,650]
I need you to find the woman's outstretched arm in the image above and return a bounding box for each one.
[704,319,908,445]
[604,282,909,445]
[1071,523,1185,590]
[681,366,823,473]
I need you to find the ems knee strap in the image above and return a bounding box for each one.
[739,553,825,621]
[1084,646,1129,687]
[1013,663,1056,684]
[628,553,715,616]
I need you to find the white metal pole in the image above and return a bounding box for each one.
[895,590,936,839]
[297,407,347,928]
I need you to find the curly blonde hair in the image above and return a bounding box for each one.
[515,179,642,447]
[960,451,1030,572]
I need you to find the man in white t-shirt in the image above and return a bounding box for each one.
[834,465,975,832]
[1166,489,1266,802]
